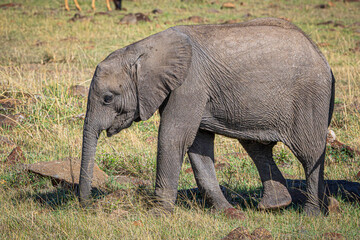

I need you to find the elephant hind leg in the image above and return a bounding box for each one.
[239,140,292,210]
[291,145,328,215]
[188,130,233,210]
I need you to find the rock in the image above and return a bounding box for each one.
[221,2,236,9]
[134,12,151,22]
[68,85,89,97]
[321,232,344,240]
[5,146,26,165]
[315,4,329,9]
[0,114,25,128]
[120,13,151,24]
[251,228,273,240]
[222,227,251,240]
[224,208,246,220]
[327,129,336,143]
[68,13,93,22]
[152,8,163,14]
[328,197,340,213]
[120,14,137,24]
[25,158,108,189]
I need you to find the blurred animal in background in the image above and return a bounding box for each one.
[113,0,122,10]
[65,0,122,11]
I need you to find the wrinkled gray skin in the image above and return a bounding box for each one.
[79,18,335,216]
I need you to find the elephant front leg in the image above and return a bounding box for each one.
[154,137,184,212]
[154,119,201,212]
[188,130,233,210]
[240,140,292,210]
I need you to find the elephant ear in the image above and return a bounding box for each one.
[134,28,192,120]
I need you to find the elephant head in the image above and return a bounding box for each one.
[79,28,193,205]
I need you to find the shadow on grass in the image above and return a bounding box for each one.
[11,179,360,212]
[177,179,360,211]
[13,183,107,210]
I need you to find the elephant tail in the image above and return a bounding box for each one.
[328,70,335,127]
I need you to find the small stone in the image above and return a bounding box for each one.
[68,13,93,22]
[251,228,273,240]
[68,85,89,97]
[120,13,151,24]
[356,171,360,179]
[134,13,151,22]
[5,146,26,165]
[221,3,236,9]
[224,208,246,220]
[328,197,340,213]
[152,8,163,14]
[222,227,251,240]
[120,14,137,24]
[327,129,336,143]
[315,4,329,9]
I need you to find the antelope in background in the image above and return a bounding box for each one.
[65,0,122,11]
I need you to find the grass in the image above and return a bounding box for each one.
[1,0,360,239]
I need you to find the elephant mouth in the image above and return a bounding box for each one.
[106,115,134,137]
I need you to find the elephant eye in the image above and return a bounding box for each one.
[103,94,114,104]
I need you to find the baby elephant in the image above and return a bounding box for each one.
[79,18,335,216]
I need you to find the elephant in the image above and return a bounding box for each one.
[79,17,335,216]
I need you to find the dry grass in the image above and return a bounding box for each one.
[1,0,360,239]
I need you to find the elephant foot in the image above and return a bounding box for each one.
[303,202,321,216]
[258,180,292,210]
[223,208,246,220]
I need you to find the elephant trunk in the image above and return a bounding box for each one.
[79,121,99,206]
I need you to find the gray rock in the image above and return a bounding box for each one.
[25,158,108,189]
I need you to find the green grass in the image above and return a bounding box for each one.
[1,0,360,239]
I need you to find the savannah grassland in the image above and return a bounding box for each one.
[0,0,359,239]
